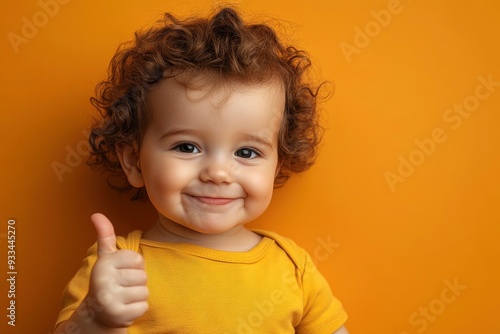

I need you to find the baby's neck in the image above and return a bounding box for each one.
[142,220,262,252]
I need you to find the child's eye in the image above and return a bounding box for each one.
[174,143,200,154]
[235,148,259,159]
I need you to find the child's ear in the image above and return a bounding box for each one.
[116,144,145,188]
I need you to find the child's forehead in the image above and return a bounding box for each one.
[146,74,285,139]
[151,72,285,108]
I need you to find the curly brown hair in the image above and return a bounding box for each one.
[88,6,326,201]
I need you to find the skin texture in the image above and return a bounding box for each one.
[120,78,285,251]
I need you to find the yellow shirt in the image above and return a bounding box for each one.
[56,229,347,333]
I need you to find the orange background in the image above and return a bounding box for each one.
[1,0,499,333]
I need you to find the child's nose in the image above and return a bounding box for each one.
[199,155,235,184]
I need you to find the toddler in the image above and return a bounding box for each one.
[55,6,348,334]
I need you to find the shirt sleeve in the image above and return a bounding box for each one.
[295,252,348,334]
[54,242,98,329]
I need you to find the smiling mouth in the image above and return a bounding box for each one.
[191,196,237,205]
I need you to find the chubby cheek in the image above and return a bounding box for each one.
[241,169,275,212]
[142,158,194,204]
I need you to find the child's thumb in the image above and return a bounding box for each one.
[91,213,117,255]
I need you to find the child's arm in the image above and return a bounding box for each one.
[55,214,149,333]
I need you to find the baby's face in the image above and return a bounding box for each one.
[137,77,284,235]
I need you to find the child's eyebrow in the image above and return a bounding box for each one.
[159,128,200,139]
[239,134,274,149]
[158,129,274,149]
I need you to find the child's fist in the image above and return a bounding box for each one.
[88,213,149,328]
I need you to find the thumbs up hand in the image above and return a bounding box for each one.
[88,213,149,328]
